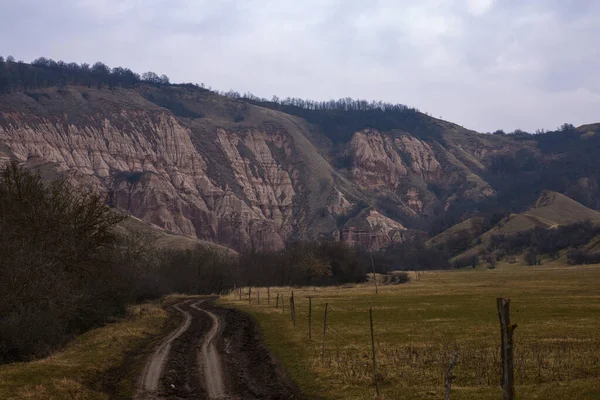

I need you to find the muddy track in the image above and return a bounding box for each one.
[136,299,301,400]
[190,301,226,398]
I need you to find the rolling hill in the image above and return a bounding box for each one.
[432,191,600,264]
[484,191,600,238]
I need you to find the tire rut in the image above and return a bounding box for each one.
[137,302,193,398]
[136,298,303,400]
[190,301,226,399]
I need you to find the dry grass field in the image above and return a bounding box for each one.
[222,263,600,399]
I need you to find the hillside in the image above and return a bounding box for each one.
[0,82,517,251]
[2,59,600,252]
[114,214,234,253]
[484,191,600,238]
[426,217,483,248]
[433,191,600,264]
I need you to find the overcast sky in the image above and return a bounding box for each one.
[1,0,599,132]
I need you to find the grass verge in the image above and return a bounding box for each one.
[0,302,169,400]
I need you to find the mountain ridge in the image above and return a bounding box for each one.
[1,69,600,252]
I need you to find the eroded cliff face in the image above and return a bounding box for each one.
[350,129,444,187]
[0,88,353,251]
[0,86,525,251]
[348,128,498,216]
[0,104,277,250]
[215,128,295,230]
[341,209,410,250]
[350,130,408,188]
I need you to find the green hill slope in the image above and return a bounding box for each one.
[432,191,600,264]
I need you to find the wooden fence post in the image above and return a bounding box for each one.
[268,287,271,304]
[369,308,380,397]
[257,290,260,305]
[276,293,279,309]
[497,298,517,400]
[444,351,459,400]
[321,303,328,361]
[248,287,251,303]
[291,292,296,327]
[238,287,242,301]
[308,296,312,341]
[282,295,285,313]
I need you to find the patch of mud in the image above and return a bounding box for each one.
[135,299,307,400]
[159,302,210,399]
[212,305,303,400]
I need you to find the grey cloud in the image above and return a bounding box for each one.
[0,0,599,132]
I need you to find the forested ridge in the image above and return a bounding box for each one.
[0,55,445,144]
[0,55,170,92]
[0,55,581,146]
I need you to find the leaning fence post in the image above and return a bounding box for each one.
[497,298,517,400]
[321,303,328,361]
[308,296,312,341]
[369,307,380,397]
[444,351,459,400]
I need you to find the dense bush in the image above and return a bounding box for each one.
[451,255,479,269]
[567,249,600,265]
[381,272,410,284]
[156,246,235,295]
[380,237,451,271]
[524,248,540,266]
[233,241,368,287]
[0,163,126,362]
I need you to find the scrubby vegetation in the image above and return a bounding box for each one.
[481,220,600,265]
[484,124,600,211]
[0,163,128,362]
[0,163,229,362]
[238,241,372,286]
[377,236,451,271]
[0,163,375,363]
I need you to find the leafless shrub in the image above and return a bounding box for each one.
[0,162,126,362]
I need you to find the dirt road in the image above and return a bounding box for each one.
[136,299,300,400]
[190,301,226,398]
[138,303,193,395]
